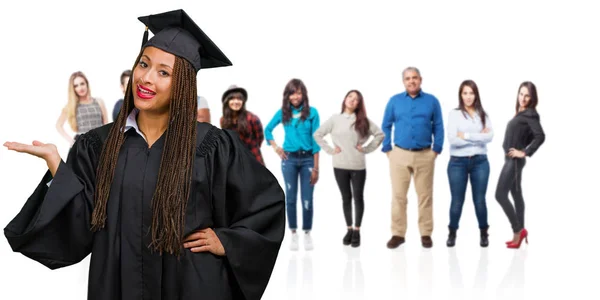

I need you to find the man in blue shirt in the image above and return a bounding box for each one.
[381,67,444,249]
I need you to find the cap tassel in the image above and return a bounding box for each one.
[141,26,149,48]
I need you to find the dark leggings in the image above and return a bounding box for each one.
[333,168,366,227]
[495,157,526,233]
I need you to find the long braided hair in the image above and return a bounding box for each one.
[91,49,198,256]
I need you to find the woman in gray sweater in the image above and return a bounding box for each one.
[313,90,384,247]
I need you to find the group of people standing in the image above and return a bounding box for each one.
[54,65,546,254]
[243,67,545,252]
[380,67,545,252]
[213,66,545,253]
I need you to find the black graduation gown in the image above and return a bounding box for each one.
[4,122,286,300]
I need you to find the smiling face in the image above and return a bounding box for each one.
[402,69,422,96]
[289,89,303,107]
[132,46,175,116]
[518,86,530,109]
[228,97,243,112]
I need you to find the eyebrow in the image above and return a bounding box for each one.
[141,55,174,71]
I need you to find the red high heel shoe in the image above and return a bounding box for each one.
[507,229,528,249]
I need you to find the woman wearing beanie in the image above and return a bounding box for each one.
[220,85,265,165]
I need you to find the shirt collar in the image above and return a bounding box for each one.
[461,109,481,120]
[124,108,147,141]
[404,90,423,99]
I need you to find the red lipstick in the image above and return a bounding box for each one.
[136,84,156,100]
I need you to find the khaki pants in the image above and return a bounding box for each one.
[389,146,436,237]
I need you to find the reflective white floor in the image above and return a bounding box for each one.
[261,230,597,300]
[1,228,597,300]
[257,147,600,299]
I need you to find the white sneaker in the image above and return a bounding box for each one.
[304,232,314,251]
[290,232,299,251]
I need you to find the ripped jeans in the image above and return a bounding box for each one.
[281,151,315,231]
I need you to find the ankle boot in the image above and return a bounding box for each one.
[343,229,353,245]
[480,227,489,247]
[351,230,360,247]
[446,229,457,247]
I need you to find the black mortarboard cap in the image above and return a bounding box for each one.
[138,9,232,72]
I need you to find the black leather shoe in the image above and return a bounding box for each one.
[421,236,433,248]
[387,236,405,249]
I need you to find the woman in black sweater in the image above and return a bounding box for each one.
[495,81,545,249]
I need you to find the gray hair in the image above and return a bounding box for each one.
[402,66,421,78]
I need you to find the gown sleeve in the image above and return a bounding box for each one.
[206,128,286,300]
[3,131,101,270]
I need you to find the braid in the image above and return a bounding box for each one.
[149,56,197,255]
[91,53,141,231]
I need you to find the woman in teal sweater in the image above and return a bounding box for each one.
[265,78,320,251]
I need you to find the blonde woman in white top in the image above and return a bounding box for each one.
[313,90,384,247]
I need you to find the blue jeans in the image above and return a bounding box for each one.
[447,154,490,230]
[281,151,315,231]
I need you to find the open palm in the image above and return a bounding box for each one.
[4,141,58,160]
[4,140,62,176]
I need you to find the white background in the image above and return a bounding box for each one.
[1,0,599,299]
